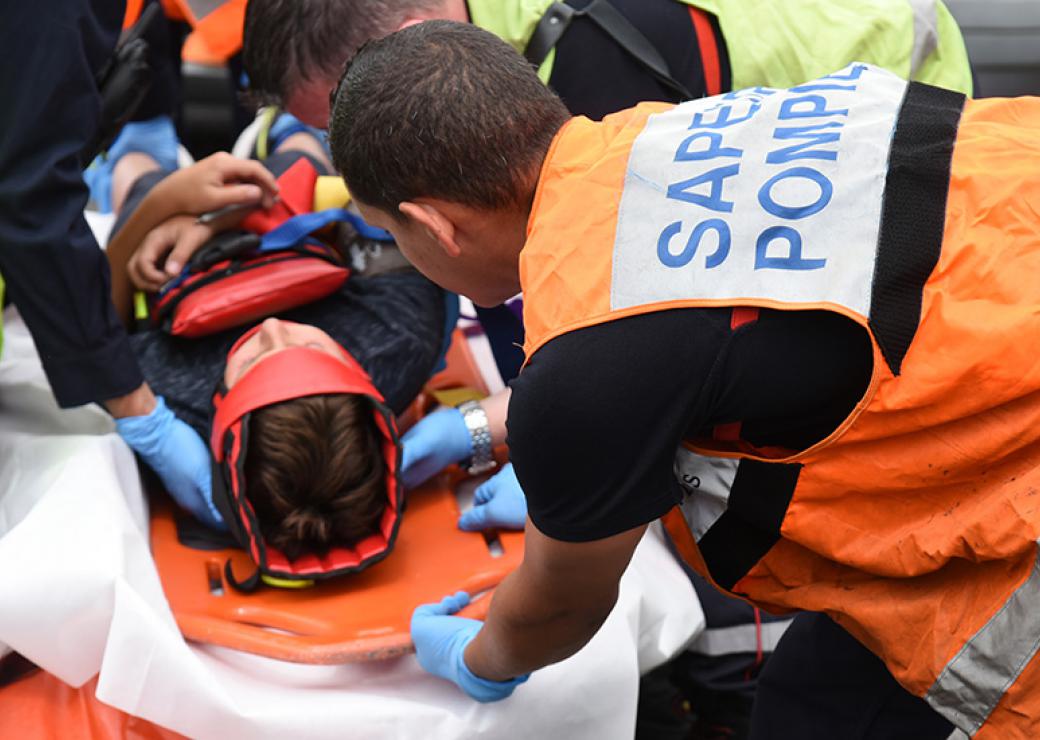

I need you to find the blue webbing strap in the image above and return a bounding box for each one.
[259,208,394,252]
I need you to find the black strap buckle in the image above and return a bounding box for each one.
[187,231,262,273]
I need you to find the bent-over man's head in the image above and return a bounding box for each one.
[243,0,468,126]
[328,21,571,306]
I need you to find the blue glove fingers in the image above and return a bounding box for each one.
[440,590,470,614]
[194,475,227,531]
[458,505,489,532]
[410,594,527,703]
[116,397,225,530]
[400,435,424,488]
[400,407,473,489]
[458,464,527,532]
[413,591,471,618]
[473,475,496,505]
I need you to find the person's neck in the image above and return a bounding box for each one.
[466,203,528,298]
[426,0,470,23]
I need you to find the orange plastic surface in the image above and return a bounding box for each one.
[427,328,491,398]
[0,670,183,740]
[151,468,522,664]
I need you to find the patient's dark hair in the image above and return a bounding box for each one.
[243,394,386,560]
[243,0,443,107]
[328,20,571,214]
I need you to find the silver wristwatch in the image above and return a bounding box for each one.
[456,400,496,475]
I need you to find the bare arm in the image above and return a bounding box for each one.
[463,521,647,680]
[107,152,279,258]
[480,386,510,448]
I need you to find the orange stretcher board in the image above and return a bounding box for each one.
[151,468,522,664]
[150,327,521,664]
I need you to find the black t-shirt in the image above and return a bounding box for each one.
[507,308,873,542]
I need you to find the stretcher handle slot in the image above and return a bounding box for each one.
[206,559,224,596]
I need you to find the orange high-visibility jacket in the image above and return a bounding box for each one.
[123,0,245,63]
[520,63,1040,738]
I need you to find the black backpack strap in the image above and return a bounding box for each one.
[524,0,695,101]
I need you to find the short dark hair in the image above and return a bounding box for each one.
[328,20,571,213]
[242,0,443,107]
[244,393,387,561]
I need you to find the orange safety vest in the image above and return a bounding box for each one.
[520,63,1040,738]
[122,0,245,64]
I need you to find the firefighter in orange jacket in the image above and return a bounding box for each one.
[329,21,1040,740]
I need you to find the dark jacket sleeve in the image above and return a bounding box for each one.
[0,0,144,407]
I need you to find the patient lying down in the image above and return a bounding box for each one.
[104,133,445,563]
[228,321,389,560]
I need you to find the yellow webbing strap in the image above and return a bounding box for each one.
[133,291,149,321]
[260,574,316,589]
[431,387,485,406]
[255,106,280,162]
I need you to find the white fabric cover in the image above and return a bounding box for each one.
[0,306,703,739]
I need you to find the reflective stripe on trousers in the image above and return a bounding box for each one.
[907,0,940,76]
[926,544,1040,735]
[689,618,794,657]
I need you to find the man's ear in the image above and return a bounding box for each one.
[399,201,462,257]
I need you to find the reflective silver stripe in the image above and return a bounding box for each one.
[689,618,794,657]
[946,730,969,740]
[925,544,1040,735]
[185,0,228,20]
[673,450,739,541]
[907,0,940,77]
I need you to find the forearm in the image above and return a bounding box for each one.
[105,174,187,271]
[103,382,156,418]
[462,554,618,681]
[480,387,511,448]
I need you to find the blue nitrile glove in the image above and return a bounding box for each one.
[84,115,180,213]
[459,463,527,532]
[400,407,472,489]
[115,396,226,530]
[411,591,530,702]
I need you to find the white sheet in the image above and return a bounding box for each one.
[0,303,703,739]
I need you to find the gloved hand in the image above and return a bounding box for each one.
[115,396,226,530]
[411,591,529,702]
[84,115,180,213]
[459,463,527,531]
[400,406,472,489]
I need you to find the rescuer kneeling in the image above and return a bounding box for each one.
[327,21,1040,739]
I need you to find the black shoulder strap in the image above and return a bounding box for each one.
[524,0,695,101]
